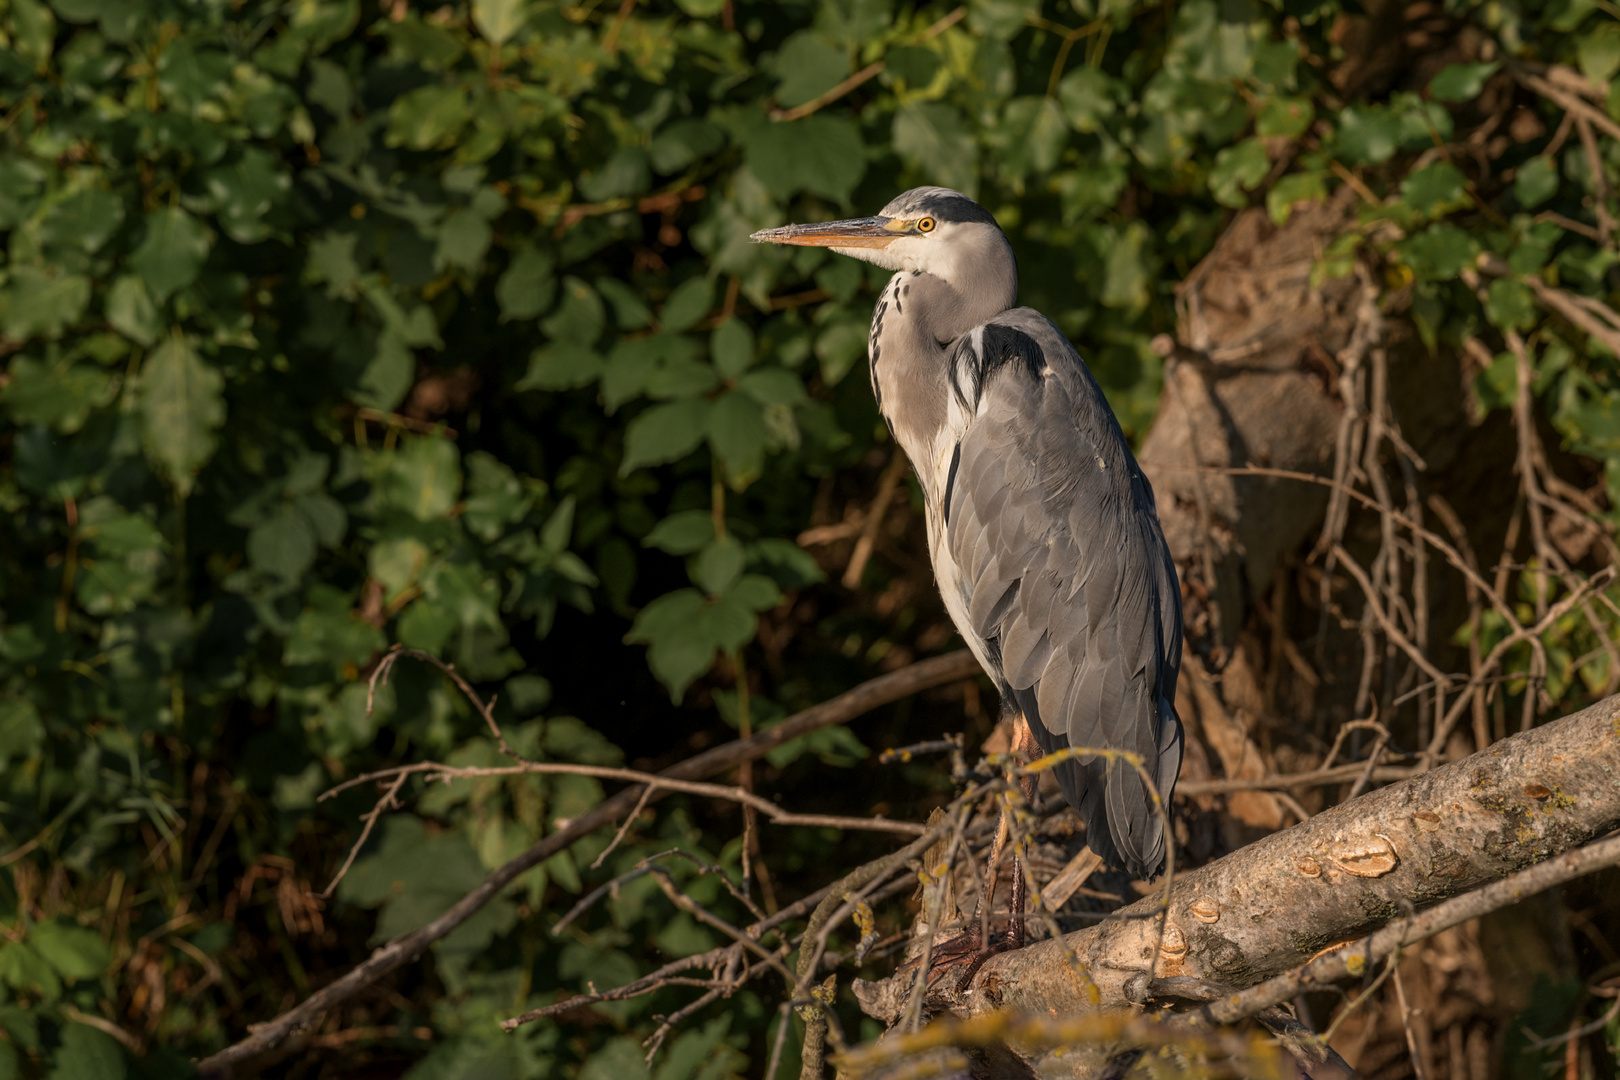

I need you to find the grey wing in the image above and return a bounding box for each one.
[943,309,1183,878]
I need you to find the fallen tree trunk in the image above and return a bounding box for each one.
[851,693,1620,1076]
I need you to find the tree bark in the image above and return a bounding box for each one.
[853,694,1620,1076]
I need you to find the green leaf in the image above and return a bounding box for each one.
[748,538,826,589]
[728,574,781,612]
[496,246,556,321]
[30,921,108,980]
[541,278,606,347]
[157,40,230,112]
[1485,278,1537,333]
[711,320,754,378]
[45,1024,124,1080]
[581,1038,653,1080]
[306,57,353,116]
[999,97,1068,180]
[41,186,124,254]
[1401,161,1469,217]
[206,148,290,243]
[1056,67,1120,134]
[1336,106,1402,165]
[357,332,414,412]
[695,590,756,653]
[602,334,705,410]
[10,0,55,68]
[249,508,319,581]
[384,436,463,520]
[772,31,848,109]
[398,598,456,653]
[1100,222,1151,311]
[1514,156,1559,208]
[1209,140,1269,208]
[626,588,712,700]
[674,0,726,13]
[435,207,493,271]
[517,345,602,391]
[472,0,528,44]
[1255,97,1314,138]
[369,536,428,599]
[1266,171,1328,225]
[654,1018,741,1080]
[1398,223,1480,281]
[814,317,867,386]
[0,699,44,770]
[4,356,113,433]
[140,335,225,495]
[130,207,212,303]
[379,15,465,69]
[643,510,715,554]
[340,816,515,951]
[737,368,806,406]
[386,84,470,151]
[540,495,576,553]
[598,278,654,331]
[577,147,650,201]
[893,102,977,196]
[692,537,745,595]
[307,231,361,298]
[105,275,160,346]
[0,943,59,1000]
[1428,61,1499,102]
[620,398,712,474]
[968,0,1039,39]
[707,390,768,486]
[885,44,941,88]
[661,277,714,333]
[463,451,531,541]
[650,119,726,174]
[1578,23,1620,85]
[644,357,719,400]
[745,115,867,202]
[3,267,91,341]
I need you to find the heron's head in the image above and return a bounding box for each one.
[750,187,1016,307]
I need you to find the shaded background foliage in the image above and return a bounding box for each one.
[3,0,1620,1076]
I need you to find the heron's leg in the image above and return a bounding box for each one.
[905,711,1041,990]
[953,713,1040,988]
[1005,714,1041,951]
[970,803,1009,943]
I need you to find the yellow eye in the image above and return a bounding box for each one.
[917,217,936,233]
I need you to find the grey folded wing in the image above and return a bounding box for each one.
[942,309,1183,878]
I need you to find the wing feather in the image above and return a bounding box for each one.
[942,308,1183,879]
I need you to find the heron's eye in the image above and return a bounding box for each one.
[916,217,936,233]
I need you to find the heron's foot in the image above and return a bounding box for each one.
[899,923,1023,994]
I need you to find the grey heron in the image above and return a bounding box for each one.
[752,187,1183,966]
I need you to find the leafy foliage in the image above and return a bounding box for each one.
[2,0,1618,1075]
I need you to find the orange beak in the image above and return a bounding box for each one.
[750,216,901,249]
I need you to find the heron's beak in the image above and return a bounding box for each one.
[750,216,903,249]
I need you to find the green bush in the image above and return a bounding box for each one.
[2,0,1617,1075]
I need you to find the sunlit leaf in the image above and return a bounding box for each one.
[139,335,224,495]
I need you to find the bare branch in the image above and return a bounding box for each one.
[320,759,928,836]
[198,650,979,1075]
[1201,831,1620,1024]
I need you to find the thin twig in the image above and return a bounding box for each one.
[321,759,926,836]
[199,651,979,1073]
[320,772,408,899]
